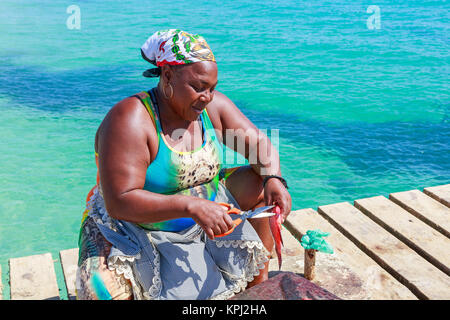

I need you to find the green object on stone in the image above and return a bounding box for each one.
[300,229,334,254]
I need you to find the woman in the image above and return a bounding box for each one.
[76,29,291,300]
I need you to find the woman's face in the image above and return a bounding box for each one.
[161,61,218,121]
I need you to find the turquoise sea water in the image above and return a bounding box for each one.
[0,0,449,298]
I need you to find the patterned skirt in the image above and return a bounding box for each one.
[76,172,269,300]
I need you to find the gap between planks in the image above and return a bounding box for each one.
[284,208,417,300]
[8,249,79,300]
[317,201,450,300]
[4,184,450,300]
[59,248,79,300]
[423,184,450,208]
[389,189,450,238]
[354,195,450,276]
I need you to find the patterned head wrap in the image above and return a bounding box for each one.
[141,29,216,77]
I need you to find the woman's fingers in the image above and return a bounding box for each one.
[196,202,237,238]
[205,227,215,240]
[192,199,256,238]
[263,178,292,223]
[215,203,237,233]
[277,195,292,222]
[216,215,235,235]
[223,212,235,229]
[264,191,291,222]
[264,192,272,207]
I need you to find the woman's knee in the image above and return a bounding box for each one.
[224,166,264,211]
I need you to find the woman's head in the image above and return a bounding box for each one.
[159,61,218,121]
[141,29,218,121]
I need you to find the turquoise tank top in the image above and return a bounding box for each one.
[135,88,224,231]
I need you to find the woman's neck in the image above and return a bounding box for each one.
[155,85,186,124]
[154,84,196,133]
[154,84,203,150]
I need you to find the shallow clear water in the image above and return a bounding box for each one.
[0,0,449,299]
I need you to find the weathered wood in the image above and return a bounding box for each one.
[389,189,450,238]
[355,196,450,275]
[423,184,450,208]
[59,248,79,300]
[9,253,59,300]
[317,202,450,300]
[5,184,450,300]
[268,225,369,300]
[284,208,416,300]
[304,249,316,280]
[268,226,303,274]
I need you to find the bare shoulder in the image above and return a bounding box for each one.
[95,94,156,163]
[103,95,152,128]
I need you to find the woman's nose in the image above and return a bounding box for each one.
[200,91,213,103]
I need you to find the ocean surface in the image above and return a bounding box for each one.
[0,0,449,298]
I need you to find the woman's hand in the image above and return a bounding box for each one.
[187,198,236,240]
[263,178,292,223]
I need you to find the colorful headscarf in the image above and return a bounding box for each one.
[141,29,216,77]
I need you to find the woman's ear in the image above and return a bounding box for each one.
[160,65,174,84]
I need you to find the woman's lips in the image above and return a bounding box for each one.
[192,105,204,114]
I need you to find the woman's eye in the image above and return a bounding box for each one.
[191,84,216,93]
[191,85,202,92]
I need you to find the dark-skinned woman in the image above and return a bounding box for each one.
[76,29,292,300]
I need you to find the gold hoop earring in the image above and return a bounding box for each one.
[163,83,174,99]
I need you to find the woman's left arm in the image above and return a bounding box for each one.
[208,91,292,221]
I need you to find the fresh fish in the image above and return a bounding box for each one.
[269,205,283,270]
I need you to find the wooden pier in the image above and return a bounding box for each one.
[1,184,449,300]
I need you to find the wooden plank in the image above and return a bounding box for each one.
[59,248,79,300]
[355,196,450,275]
[283,208,416,300]
[269,224,370,300]
[317,202,450,300]
[268,225,303,275]
[9,253,59,300]
[389,189,450,238]
[423,184,450,208]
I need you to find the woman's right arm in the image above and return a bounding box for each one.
[97,97,233,239]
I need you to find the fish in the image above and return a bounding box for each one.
[269,205,283,270]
